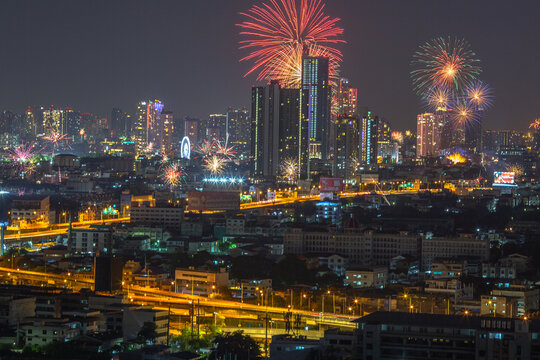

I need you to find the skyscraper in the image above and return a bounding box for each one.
[360,111,378,165]
[160,111,174,154]
[226,107,250,156]
[278,89,302,168]
[416,113,444,158]
[134,100,163,156]
[301,57,331,160]
[206,114,227,142]
[336,78,357,118]
[251,82,280,179]
[184,117,200,146]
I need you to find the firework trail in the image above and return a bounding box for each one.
[238,0,345,88]
[411,36,482,97]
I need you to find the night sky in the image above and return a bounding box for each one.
[0,0,538,130]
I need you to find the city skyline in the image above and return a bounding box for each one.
[0,0,537,130]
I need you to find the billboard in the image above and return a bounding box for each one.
[188,191,240,211]
[319,177,344,192]
[493,172,517,187]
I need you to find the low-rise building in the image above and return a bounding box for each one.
[355,311,540,360]
[22,318,81,347]
[0,296,35,326]
[130,204,183,229]
[175,267,229,297]
[345,267,387,289]
[69,225,113,255]
[122,307,168,345]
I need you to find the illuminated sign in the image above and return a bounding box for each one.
[493,172,517,187]
[181,136,191,160]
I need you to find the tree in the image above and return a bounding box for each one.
[137,322,157,345]
[271,256,315,287]
[211,331,261,360]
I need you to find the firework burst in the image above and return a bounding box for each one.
[446,152,467,164]
[43,128,70,158]
[203,155,225,175]
[195,140,217,159]
[9,142,40,175]
[529,119,540,130]
[426,86,451,110]
[452,102,477,128]
[215,140,237,160]
[238,0,345,88]
[506,164,524,177]
[280,158,299,182]
[465,81,493,110]
[411,36,482,97]
[162,162,183,188]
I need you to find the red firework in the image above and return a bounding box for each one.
[215,140,237,160]
[238,0,345,88]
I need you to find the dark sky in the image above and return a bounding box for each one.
[0,0,538,130]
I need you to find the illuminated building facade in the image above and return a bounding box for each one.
[226,107,250,155]
[360,110,378,165]
[301,57,331,160]
[416,112,443,158]
[184,117,200,146]
[133,100,163,156]
[160,111,174,154]
[206,114,227,142]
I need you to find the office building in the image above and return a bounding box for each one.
[226,107,250,155]
[483,130,525,153]
[284,227,419,267]
[206,113,227,142]
[360,111,378,165]
[355,311,540,360]
[416,112,444,157]
[301,57,331,160]
[420,233,489,271]
[111,108,132,138]
[69,225,113,255]
[278,88,302,169]
[130,204,183,229]
[133,100,163,156]
[174,267,229,296]
[159,110,174,154]
[335,116,360,178]
[184,117,200,146]
[251,82,280,179]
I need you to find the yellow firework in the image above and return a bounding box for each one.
[280,158,298,182]
[446,152,466,164]
[203,155,225,175]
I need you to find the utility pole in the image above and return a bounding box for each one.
[197,299,200,340]
[167,304,171,346]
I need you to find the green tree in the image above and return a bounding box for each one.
[211,331,261,360]
[137,322,157,345]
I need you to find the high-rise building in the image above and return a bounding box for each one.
[465,116,483,154]
[184,117,200,146]
[251,82,280,179]
[483,130,525,153]
[160,111,174,154]
[111,108,132,137]
[226,107,250,156]
[360,111,378,165]
[301,57,331,160]
[133,100,163,156]
[335,78,358,118]
[335,116,360,178]
[206,114,227,142]
[416,113,444,158]
[279,88,302,169]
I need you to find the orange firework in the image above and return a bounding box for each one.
[529,119,540,130]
